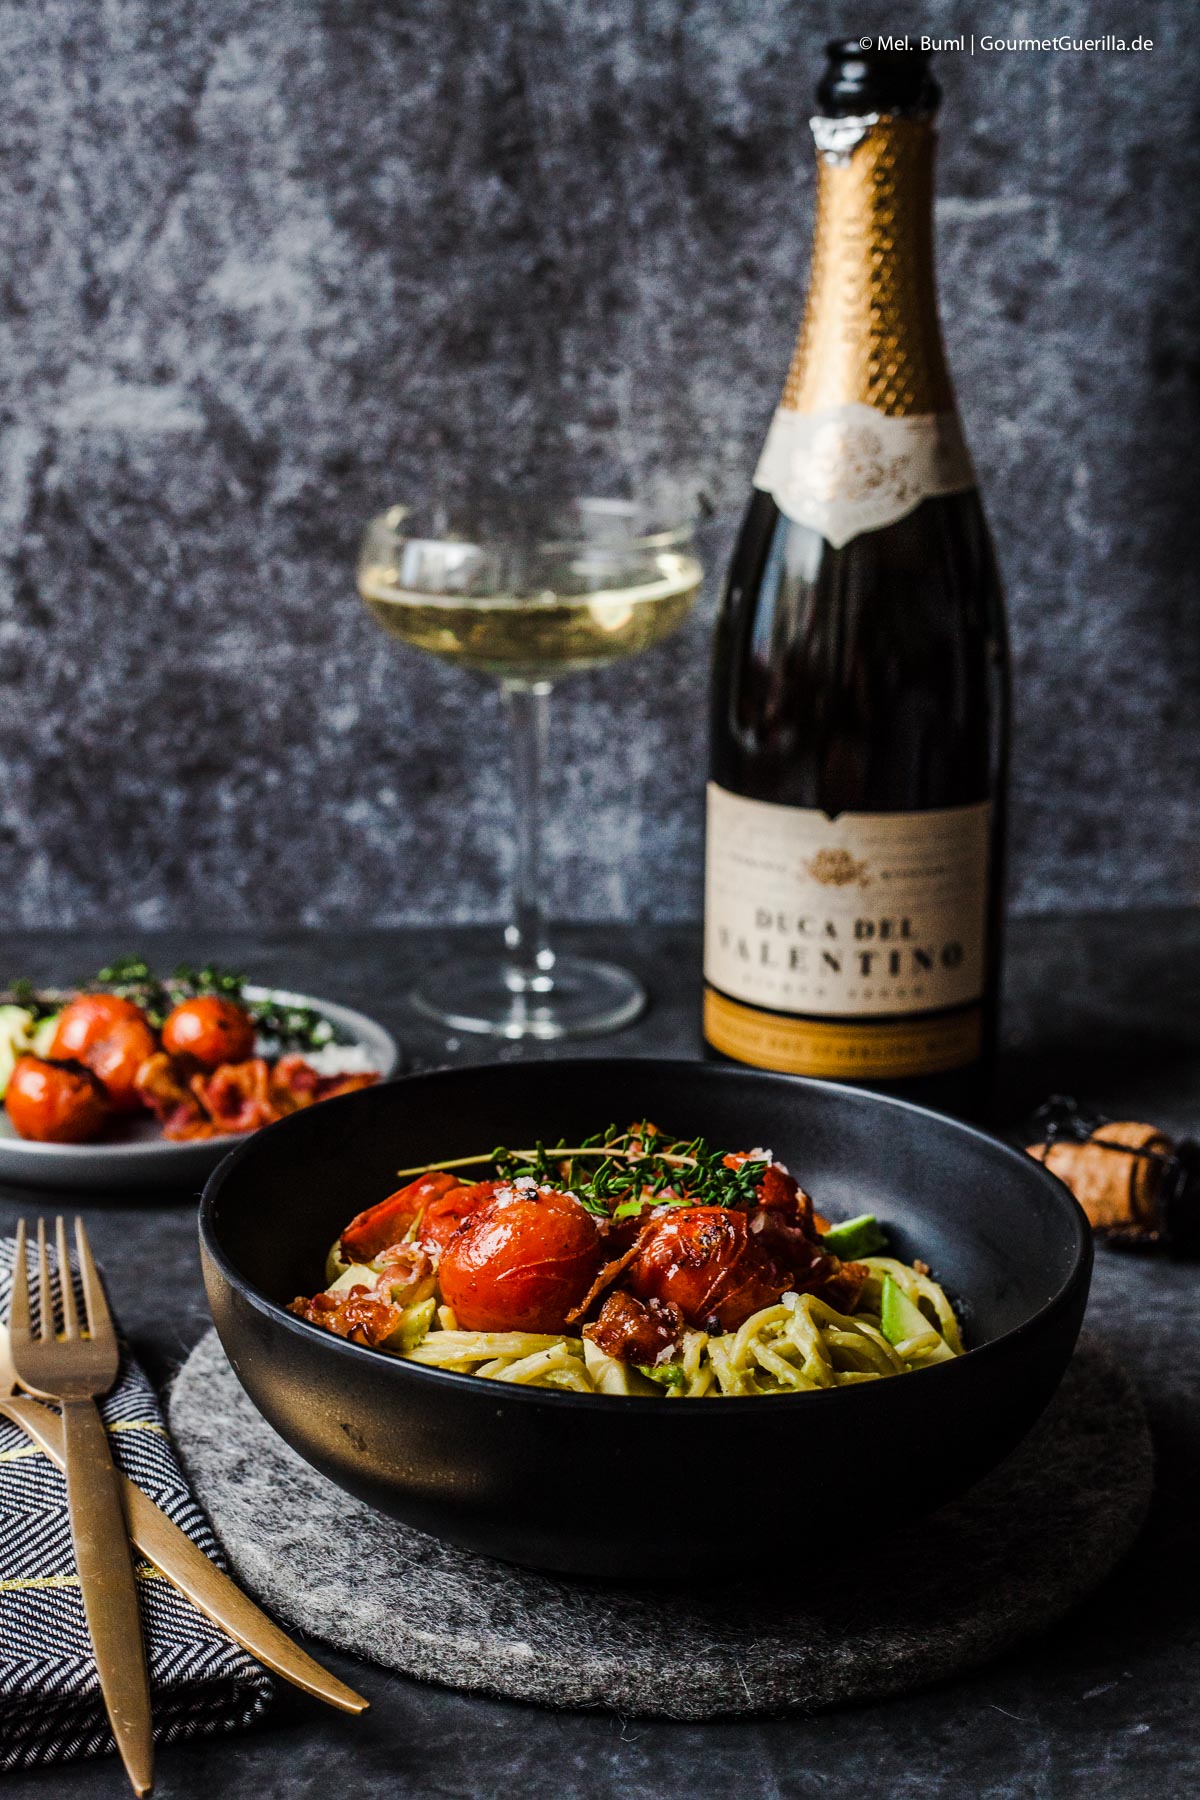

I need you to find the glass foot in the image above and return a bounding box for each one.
[409,954,645,1040]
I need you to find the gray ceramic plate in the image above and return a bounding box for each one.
[0,987,399,1193]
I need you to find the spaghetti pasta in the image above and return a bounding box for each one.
[330,1279,960,1397]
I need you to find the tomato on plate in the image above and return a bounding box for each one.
[438,1187,603,1333]
[82,1016,159,1113]
[49,994,147,1062]
[5,1056,111,1144]
[47,995,158,1114]
[162,997,256,1070]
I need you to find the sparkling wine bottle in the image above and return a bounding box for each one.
[704,40,1010,1114]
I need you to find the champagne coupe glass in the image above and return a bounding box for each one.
[357,494,702,1039]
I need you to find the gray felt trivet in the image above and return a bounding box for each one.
[168,1329,1151,1720]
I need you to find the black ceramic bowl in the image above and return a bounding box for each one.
[199,1059,1091,1579]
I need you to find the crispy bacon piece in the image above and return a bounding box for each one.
[269,1054,322,1108]
[723,1152,814,1232]
[135,1051,214,1140]
[191,1058,275,1134]
[583,1290,684,1366]
[565,1220,658,1324]
[319,1070,381,1099]
[135,1051,193,1118]
[139,1053,277,1139]
[290,1248,436,1348]
[189,1057,378,1134]
[289,1286,402,1349]
[371,1244,438,1306]
[269,1055,379,1115]
[137,1048,382,1142]
[163,1114,227,1141]
[811,1258,870,1315]
[746,1204,828,1266]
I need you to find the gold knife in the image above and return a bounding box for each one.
[0,1390,368,1716]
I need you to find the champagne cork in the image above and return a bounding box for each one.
[1027,1122,1171,1233]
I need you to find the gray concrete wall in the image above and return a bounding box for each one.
[2,1,1196,929]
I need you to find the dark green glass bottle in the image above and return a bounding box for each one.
[704,42,1009,1117]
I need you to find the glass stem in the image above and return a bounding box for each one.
[502,679,555,985]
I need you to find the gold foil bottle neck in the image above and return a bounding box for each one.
[782,115,954,419]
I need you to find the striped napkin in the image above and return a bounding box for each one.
[0,1236,273,1772]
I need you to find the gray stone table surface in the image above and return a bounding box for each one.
[0,912,1197,1799]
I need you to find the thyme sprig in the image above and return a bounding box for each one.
[395,1122,771,1220]
[91,954,339,1050]
[92,955,178,1025]
[0,953,343,1053]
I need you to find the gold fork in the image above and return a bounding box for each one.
[8,1218,154,1796]
[0,1327,368,1714]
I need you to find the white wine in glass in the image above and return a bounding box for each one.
[357,496,702,1039]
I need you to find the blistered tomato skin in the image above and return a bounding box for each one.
[83,1017,160,1112]
[438,1188,603,1334]
[49,994,148,1062]
[628,1207,794,1333]
[162,997,256,1070]
[4,1056,112,1144]
[419,1181,503,1256]
[339,1173,498,1262]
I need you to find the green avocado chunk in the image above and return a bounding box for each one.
[880,1274,936,1346]
[582,1339,659,1396]
[820,1213,887,1260]
[0,1005,36,1101]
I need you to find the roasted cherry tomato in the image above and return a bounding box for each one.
[340,1173,497,1262]
[341,1170,462,1262]
[81,1016,159,1113]
[628,1207,794,1332]
[49,993,148,1062]
[4,1056,111,1144]
[418,1180,504,1256]
[47,993,158,1113]
[162,996,256,1070]
[438,1187,603,1333]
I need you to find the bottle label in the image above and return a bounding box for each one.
[753,403,974,549]
[704,784,991,1021]
[703,990,983,1080]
